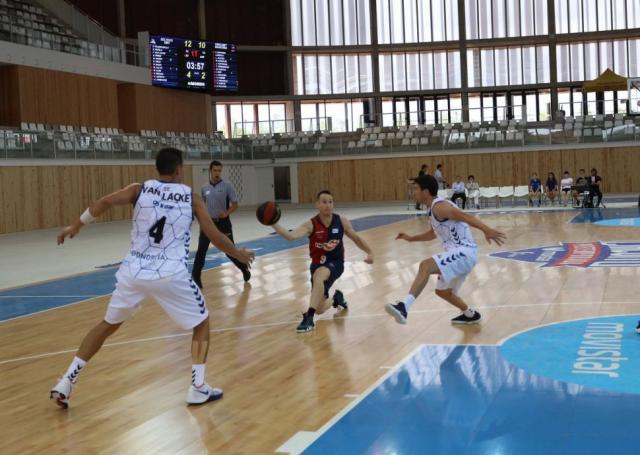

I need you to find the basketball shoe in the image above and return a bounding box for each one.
[385,302,408,324]
[296,313,315,332]
[451,311,482,324]
[636,321,640,334]
[332,290,348,310]
[50,376,74,409]
[186,383,223,405]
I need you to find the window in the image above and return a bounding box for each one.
[466,0,547,39]
[378,0,459,44]
[557,39,639,82]
[291,0,371,46]
[293,53,373,95]
[379,50,461,92]
[215,104,227,138]
[468,45,548,88]
[556,0,633,33]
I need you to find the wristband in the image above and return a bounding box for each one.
[80,208,96,225]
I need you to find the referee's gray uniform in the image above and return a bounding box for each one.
[191,179,248,287]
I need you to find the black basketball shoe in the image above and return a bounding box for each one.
[296,313,315,333]
[385,302,408,324]
[332,290,348,310]
[451,311,482,325]
[636,320,640,334]
[242,269,251,282]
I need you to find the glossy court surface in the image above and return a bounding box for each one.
[1,206,639,454]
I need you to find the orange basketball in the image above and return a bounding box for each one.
[256,201,281,226]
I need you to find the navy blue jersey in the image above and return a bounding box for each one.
[308,214,345,265]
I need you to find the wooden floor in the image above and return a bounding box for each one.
[1,210,639,454]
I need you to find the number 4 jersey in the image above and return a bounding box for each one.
[120,180,193,280]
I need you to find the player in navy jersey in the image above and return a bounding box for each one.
[50,148,254,409]
[386,174,505,325]
[272,190,374,332]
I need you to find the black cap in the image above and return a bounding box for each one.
[413,174,439,196]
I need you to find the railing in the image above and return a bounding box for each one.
[0,0,144,66]
[233,117,332,137]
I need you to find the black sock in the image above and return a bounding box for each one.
[306,308,316,318]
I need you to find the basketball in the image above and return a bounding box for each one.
[256,201,281,226]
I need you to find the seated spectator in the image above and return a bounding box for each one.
[560,171,573,206]
[573,169,589,206]
[450,176,466,209]
[545,172,558,205]
[466,175,480,209]
[587,168,603,207]
[529,173,542,207]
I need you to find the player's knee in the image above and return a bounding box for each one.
[435,288,452,298]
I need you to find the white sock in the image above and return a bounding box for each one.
[403,294,416,310]
[64,356,86,383]
[192,364,206,387]
[464,308,475,317]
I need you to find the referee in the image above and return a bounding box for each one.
[192,160,250,288]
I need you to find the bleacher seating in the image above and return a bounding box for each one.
[0,0,122,62]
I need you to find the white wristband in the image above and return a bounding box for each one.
[80,208,96,225]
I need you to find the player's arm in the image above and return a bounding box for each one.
[341,216,374,264]
[433,202,506,246]
[396,229,436,242]
[57,183,141,245]
[193,194,254,265]
[272,220,312,241]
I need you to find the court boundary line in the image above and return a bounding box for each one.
[1,301,638,366]
[278,344,427,455]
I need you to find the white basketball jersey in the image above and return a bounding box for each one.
[428,198,477,251]
[120,179,193,280]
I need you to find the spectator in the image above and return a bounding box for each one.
[529,173,542,207]
[434,164,446,190]
[588,168,603,207]
[415,164,429,210]
[466,175,481,209]
[560,171,573,206]
[573,169,589,207]
[545,172,558,205]
[450,176,467,209]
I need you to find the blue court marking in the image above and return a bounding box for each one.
[570,207,640,225]
[0,214,417,322]
[501,316,640,394]
[595,217,640,227]
[302,343,640,454]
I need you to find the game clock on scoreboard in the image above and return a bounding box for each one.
[150,35,212,91]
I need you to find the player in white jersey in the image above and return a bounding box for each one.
[385,174,505,325]
[50,148,254,409]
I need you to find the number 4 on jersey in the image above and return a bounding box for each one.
[148,216,167,244]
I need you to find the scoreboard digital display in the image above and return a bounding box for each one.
[150,35,239,92]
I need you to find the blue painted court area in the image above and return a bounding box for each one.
[571,207,640,225]
[0,214,415,321]
[302,342,640,454]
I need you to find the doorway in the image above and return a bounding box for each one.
[273,166,291,202]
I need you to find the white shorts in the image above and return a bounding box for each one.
[433,247,477,294]
[105,269,208,330]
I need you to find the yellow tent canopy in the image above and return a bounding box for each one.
[582,68,627,92]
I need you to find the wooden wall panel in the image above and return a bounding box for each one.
[0,165,193,234]
[0,66,21,126]
[11,66,120,128]
[117,84,212,134]
[298,147,640,203]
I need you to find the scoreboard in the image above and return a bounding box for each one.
[150,35,239,92]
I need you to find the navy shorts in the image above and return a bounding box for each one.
[310,261,344,298]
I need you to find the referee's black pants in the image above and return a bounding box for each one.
[191,217,247,285]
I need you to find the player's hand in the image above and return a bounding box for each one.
[364,254,374,264]
[57,223,81,245]
[235,248,255,266]
[484,228,506,246]
[396,232,411,242]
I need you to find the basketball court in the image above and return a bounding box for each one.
[1,201,639,453]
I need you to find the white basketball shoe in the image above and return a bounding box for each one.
[186,383,223,405]
[50,376,74,409]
